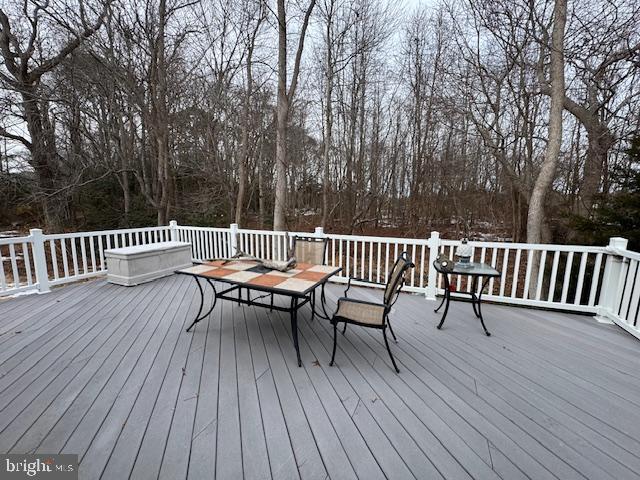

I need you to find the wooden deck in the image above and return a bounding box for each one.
[1,274,640,480]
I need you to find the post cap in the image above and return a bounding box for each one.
[314,227,324,235]
[608,237,628,250]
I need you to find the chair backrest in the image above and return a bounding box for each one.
[383,252,415,307]
[290,236,328,265]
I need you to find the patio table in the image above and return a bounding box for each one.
[176,260,341,366]
[433,261,500,336]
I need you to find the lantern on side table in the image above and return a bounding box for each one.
[455,238,473,266]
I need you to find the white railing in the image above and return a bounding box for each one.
[0,225,171,296]
[0,235,38,295]
[174,225,233,260]
[594,238,640,338]
[437,239,606,313]
[44,225,172,287]
[210,227,432,294]
[1,222,638,339]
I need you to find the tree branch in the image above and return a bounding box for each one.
[0,125,31,148]
[29,0,112,81]
[287,0,316,101]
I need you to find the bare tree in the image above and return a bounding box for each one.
[537,0,640,215]
[235,0,265,225]
[525,0,566,295]
[273,0,316,231]
[0,0,111,227]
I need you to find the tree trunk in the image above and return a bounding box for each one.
[580,126,614,215]
[273,0,288,231]
[272,0,315,230]
[152,0,171,226]
[236,14,261,226]
[528,0,566,295]
[21,89,61,229]
[322,38,333,229]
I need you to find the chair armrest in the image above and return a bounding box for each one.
[343,276,385,297]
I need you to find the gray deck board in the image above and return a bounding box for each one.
[9,279,177,455]
[1,276,640,479]
[256,302,328,480]
[233,305,272,480]
[242,304,298,480]
[400,310,640,478]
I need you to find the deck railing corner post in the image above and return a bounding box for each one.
[426,231,440,300]
[29,228,50,294]
[169,220,178,242]
[314,227,328,264]
[230,223,239,255]
[595,236,629,324]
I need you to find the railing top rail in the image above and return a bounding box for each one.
[43,225,170,239]
[440,238,607,253]
[0,235,32,246]
[325,233,430,244]
[236,228,431,244]
[236,228,301,235]
[620,249,640,262]
[176,226,230,232]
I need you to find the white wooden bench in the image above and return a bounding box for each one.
[105,241,192,286]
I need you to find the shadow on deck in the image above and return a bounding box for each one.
[0,274,639,479]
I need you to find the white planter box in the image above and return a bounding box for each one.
[105,241,192,286]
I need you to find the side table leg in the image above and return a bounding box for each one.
[437,274,451,330]
[434,293,447,313]
[477,277,491,336]
[471,276,480,318]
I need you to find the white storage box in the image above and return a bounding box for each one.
[105,241,192,286]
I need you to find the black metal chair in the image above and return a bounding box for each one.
[289,236,329,320]
[329,252,415,373]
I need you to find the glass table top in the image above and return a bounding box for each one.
[435,261,500,276]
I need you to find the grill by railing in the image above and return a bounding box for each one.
[1,223,638,340]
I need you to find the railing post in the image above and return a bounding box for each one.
[169,220,178,242]
[230,223,239,256]
[30,228,50,293]
[426,231,440,300]
[595,236,628,324]
[314,226,327,263]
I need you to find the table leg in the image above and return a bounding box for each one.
[186,277,217,332]
[290,297,302,367]
[436,274,451,330]
[471,276,480,318]
[310,290,316,322]
[477,277,491,336]
[320,284,329,316]
[310,283,331,320]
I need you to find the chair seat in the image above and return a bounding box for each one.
[335,298,386,326]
